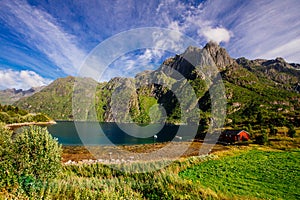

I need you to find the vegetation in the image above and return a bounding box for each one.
[0,104,51,124]
[180,149,300,200]
[0,125,62,196]
[0,120,299,199]
[14,53,300,131]
[2,141,299,199]
[287,124,296,138]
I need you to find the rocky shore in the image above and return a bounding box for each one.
[62,141,230,165]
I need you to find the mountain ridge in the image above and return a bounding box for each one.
[13,42,300,128]
[0,86,45,105]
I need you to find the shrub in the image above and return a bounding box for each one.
[287,124,296,138]
[0,125,62,194]
[31,114,51,122]
[0,112,10,124]
[269,124,278,136]
[0,124,17,190]
[13,126,62,181]
[255,129,268,145]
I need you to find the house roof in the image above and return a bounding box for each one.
[222,130,249,136]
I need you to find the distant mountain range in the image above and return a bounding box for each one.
[12,42,300,128]
[0,86,45,105]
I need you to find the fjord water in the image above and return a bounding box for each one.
[47,121,197,146]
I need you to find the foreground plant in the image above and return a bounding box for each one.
[0,125,62,196]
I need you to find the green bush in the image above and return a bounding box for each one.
[287,124,296,138]
[0,124,17,190]
[269,124,278,136]
[13,126,62,181]
[255,129,268,145]
[0,125,62,194]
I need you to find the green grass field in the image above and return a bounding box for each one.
[180,149,300,199]
[3,148,299,199]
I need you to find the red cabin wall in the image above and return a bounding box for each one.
[239,131,250,141]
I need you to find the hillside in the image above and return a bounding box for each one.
[0,103,51,124]
[15,42,300,128]
[15,76,98,120]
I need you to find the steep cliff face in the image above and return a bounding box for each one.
[203,41,235,70]
[14,43,300,126]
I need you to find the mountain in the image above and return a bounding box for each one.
[14,76,98,120]
[15,42,300,128]
[0,86,44,105]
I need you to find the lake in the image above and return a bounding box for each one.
[47,121,199,146]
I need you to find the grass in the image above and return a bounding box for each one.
[1,136,299,199]
[179,149,300,200]
[5,147,298,199]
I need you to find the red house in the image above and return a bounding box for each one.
[219,130,250,144]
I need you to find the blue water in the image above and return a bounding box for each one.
[47,121,198,146]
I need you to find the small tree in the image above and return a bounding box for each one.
[247,123,253,133]
[269,124,278,136]
[287,124,296,138]
[256,112,264,125]
[255,129,268,145]
[13,126,62,183]
[1,126,62,194]
[0,123,17,190]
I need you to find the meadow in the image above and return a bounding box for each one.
[2,147,299,199]
[180,149,300,200]
[1,124,299,199]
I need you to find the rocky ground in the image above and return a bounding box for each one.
[62,141,231,165]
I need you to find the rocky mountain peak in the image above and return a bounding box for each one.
[203,41,235,70]
[275,57,286,63]
[0,86,45,105]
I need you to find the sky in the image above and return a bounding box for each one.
[0,0,299,89]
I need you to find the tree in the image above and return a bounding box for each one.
[0,123,17,189]
[269,124,278,136]
[255,129,268,145]
[13,126,62,181]
[256,112,264,125]
[0,125,62,194]
[287,124,296,138]
[247,124,253,133]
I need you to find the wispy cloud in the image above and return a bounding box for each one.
[0,0,87,75]
[0,69,52,90]
[201,0,300,62]
[0,0,299,90]
[260,38,300,62]
[105,49,172,81]
[154,0,232,45]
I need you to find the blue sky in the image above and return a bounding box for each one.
[0,0,299,89]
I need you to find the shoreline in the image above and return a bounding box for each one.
[5,120,57,130]
[62,141,231,164]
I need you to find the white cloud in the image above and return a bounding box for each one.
[201,0,300,62]
[201,27,232,44]
[155,0,232,45]
[260,38,300,63]
[0,69,52,90]
[0,0,87,75]
[105,48,171,81]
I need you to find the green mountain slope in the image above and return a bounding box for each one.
[14,42,300,128]
[15,76,99,120]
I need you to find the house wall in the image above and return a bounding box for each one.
[238,131,250,141]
